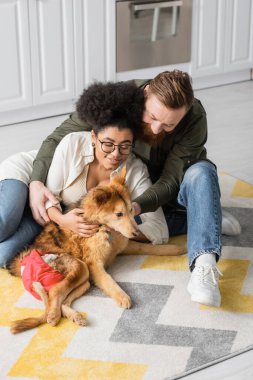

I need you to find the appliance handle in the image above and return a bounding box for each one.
[132,1,183,12]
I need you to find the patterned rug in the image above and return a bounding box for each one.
[0,173,253,380]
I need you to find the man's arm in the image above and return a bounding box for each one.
[29,112,92,225]
[30,112,91,183]
[127,158,169,244]
[134,109,210,213]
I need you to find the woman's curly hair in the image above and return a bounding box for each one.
[76,81,144,139]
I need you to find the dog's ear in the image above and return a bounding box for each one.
[112,165,126,186]
[93,188,112,206]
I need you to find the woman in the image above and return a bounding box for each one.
[0,81,168,268]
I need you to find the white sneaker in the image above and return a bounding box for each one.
[222,210,241,236]
[187,264,223,307]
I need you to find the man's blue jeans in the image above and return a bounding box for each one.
[163,161,222,268]
[0,179,42,268]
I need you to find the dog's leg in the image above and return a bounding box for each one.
[61,280,90,326]
[33,282,49,308]
[10,282,48,334]
[90,263,131,309]
[121,240,187,256]
[47,261,89,326]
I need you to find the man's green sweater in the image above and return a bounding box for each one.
[31,80,210,213]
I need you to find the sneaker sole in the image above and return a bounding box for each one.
[187,283,221,308]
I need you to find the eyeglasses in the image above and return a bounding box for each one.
[97,138,134,155]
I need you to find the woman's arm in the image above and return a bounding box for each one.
[29,112,92,224]
[31,112,91,183]
[44,133,99,236]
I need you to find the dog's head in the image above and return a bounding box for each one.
[82,166,139,239]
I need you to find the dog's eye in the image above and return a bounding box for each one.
[115,212,123,217]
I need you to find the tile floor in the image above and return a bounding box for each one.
[195,80,253,185]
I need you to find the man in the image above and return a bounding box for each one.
[29,70,241,308]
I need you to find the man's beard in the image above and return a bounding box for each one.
[141,122,166,146]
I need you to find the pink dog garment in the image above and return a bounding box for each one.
[20,249,64,300]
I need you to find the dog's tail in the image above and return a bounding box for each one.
[10,314,47,334]
[11,282,48,334]
[121,240,187,256]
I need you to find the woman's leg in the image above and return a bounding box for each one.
[0,179,28,242]
[0,207,42,268]
[0,180,42,268]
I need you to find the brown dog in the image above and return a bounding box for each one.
[9,166,186,333]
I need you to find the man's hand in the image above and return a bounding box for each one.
[59,209,100,237]
[132,202,141,216]
[29,181,59,225]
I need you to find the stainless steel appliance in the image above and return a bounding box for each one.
[116,0,192,72]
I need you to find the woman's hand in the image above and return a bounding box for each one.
[59,208,100,237]
[29,181,59,225]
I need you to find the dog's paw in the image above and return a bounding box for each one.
[47,310,61,326]
[116,292,131,309]
[73,313,87,326]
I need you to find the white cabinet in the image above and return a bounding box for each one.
[191,0,253,82]
[29,0,75,105]
[0,0,32,112]
[224,0,253,71]
[73,0,116,97]
[0,0,75,124]
[0,0,115,126]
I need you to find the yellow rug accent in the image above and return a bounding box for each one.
[232,178,253,198]
[0,269,25,325]
[8,319,147,380]
[142,255,189,271]
[168,234,187,246]
[142,235,188,270]
[202,258,253,313]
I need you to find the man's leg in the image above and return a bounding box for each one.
[0,179,28,242]
[178,161,222,307]
[162,204,187,237]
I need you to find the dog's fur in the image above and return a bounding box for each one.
[9,166,186,333]
[9,252,90,333]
